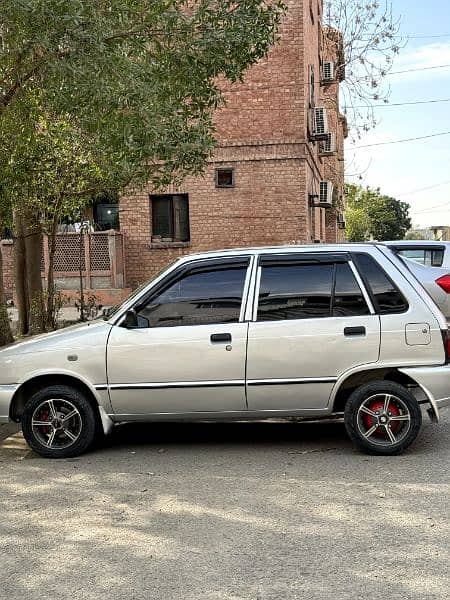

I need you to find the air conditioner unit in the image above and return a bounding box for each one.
[312,107,329,140]
[322,61,335,82]
[319,181,334,208]
[319,132,336,154]
[337,214,346,229]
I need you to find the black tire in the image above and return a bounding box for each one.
[21,385,97,458]
[344,381,422,456]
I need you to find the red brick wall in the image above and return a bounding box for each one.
[121,152,312,287]
[120,0,345,288]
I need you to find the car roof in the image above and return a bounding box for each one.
[176,243,381,263]
[383,240,448,247]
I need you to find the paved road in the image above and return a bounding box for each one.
[1,414,449,600]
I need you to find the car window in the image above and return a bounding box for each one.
[398,248,444,267]
[137,264,248,327]
[333,263,371,317]
[353,253,408,314]
[257,262,334,321]
[256,261,370,322]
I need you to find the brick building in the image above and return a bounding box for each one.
[120,0,347,289]
[1,0,347,301]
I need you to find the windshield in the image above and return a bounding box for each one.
[103,259,180,320]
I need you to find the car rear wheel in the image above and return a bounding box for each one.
[344,381,422,455]
[21,385,97,458]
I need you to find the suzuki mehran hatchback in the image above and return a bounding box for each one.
[0,244,449,457]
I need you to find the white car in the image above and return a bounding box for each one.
[0,243,449,458]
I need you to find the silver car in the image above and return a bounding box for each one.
[384,241,450,321]
[1,244,449,458]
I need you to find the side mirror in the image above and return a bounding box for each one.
[123,309,139,329]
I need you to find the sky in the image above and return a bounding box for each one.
[345,0,450,229]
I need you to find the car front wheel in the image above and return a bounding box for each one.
[21,385,97,458]
[344,381,422,455]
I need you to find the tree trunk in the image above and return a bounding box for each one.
[0,244,13,347]
[45,215,58,330]
[23,212,46,335]
[14,214,29,336]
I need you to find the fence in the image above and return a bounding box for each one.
[42,231,125,290]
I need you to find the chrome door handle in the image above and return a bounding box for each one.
[210,333,232,344]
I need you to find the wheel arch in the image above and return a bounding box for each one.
[10,373,104,427]
[331,367,425,414]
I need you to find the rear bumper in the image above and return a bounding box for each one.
[0,385,18,423]
[399,366,450,422]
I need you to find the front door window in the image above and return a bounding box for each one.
[136,262,249,328]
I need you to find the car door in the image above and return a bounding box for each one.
[246,252,381,411]
[107,256,252,416]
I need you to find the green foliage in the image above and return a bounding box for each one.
[405,230,426,240]
[0,1,285,338]
[345,183,411,242]
[1,0,285,192]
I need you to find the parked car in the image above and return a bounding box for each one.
[384,241,450,322]
[384,240,450,268]
[1,243,449,458]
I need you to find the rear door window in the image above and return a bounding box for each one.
[256,258,370,321]
[333,262,370,317]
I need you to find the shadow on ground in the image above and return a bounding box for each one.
[105,419,349,451]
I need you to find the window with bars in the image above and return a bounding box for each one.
[151,194,190,242]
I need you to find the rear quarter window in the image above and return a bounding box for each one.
[352,253,408,314]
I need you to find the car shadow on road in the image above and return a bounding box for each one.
[104,419,351,452]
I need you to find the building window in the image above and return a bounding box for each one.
[215,168,235,188]
[151,194,190,242]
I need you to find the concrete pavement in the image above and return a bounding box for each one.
[0,415,449,599]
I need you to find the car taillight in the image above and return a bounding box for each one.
[442,329,450,363]
[436,274,450,293]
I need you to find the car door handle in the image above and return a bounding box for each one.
[344,326,366,337]
[210,333,232,344]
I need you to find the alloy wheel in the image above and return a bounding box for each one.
[31,398,83,450]
[356,393,412,447]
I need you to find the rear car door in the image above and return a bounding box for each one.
[246,252,381,411]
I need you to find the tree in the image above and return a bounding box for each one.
[0,0,285,340]
[0,200,13,346]
[405,230,427,241]
[324,1,402,136]
[345,183,411,242]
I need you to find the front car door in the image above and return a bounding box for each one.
[107,256,252,417]
[246,252,381,412]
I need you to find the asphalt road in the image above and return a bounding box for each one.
[0,413,449,600]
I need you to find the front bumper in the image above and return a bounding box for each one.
[0,385,18,422]
[399,366,450,422]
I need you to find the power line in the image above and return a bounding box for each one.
[398,180,450,197]
[414,202,450,214]
[351,130,450,149]
[407,33,450,39]
[389,63,450,75]
[347,97,450,109]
